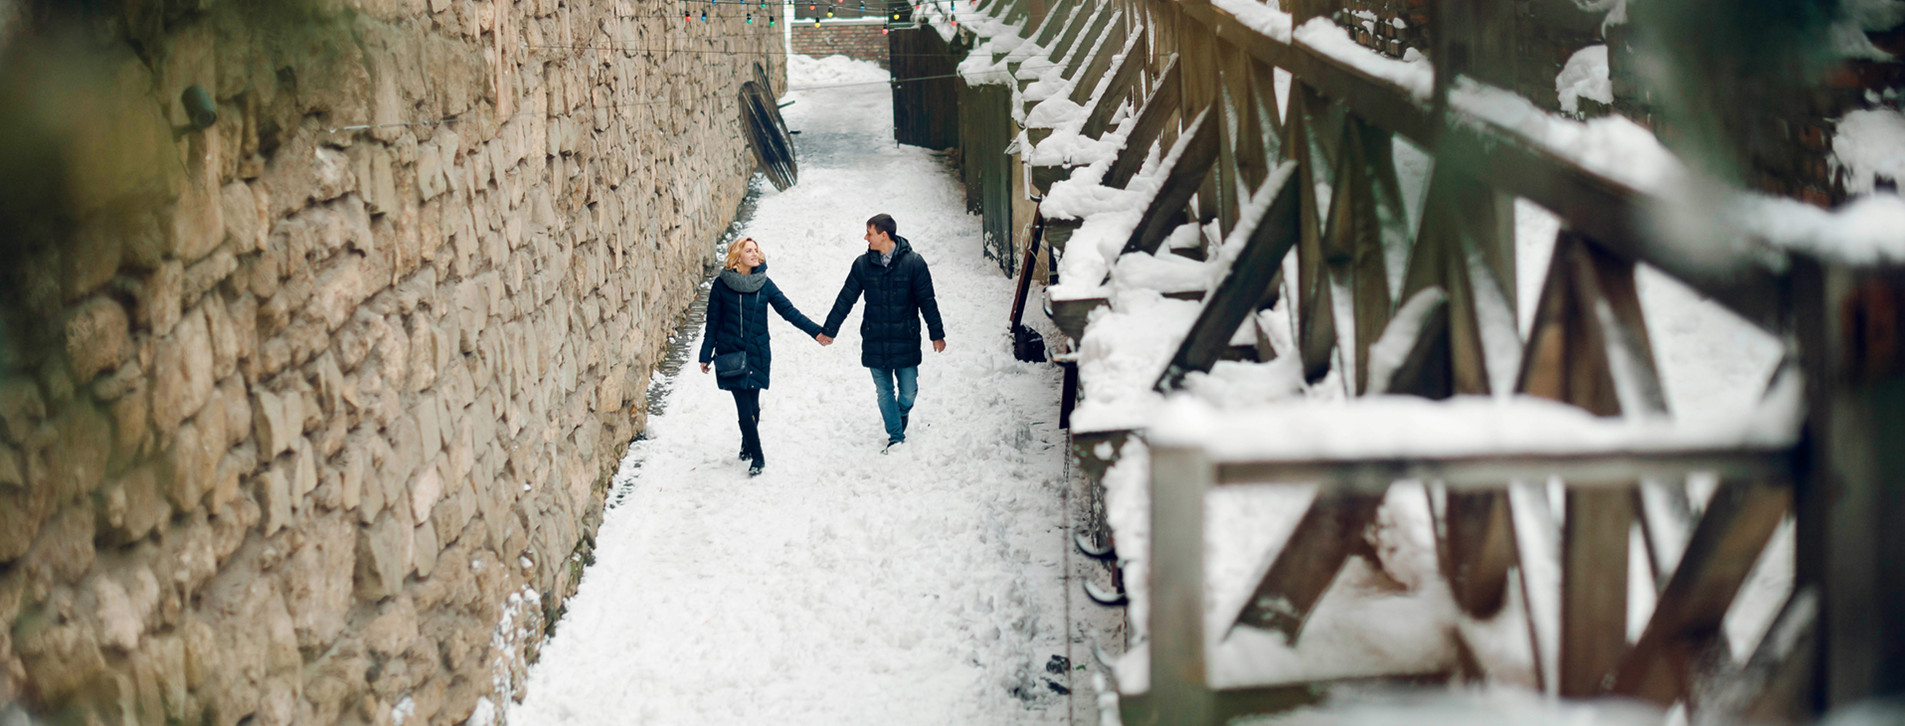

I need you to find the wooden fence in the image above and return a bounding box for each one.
[906,0,1905,722]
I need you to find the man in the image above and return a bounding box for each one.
[817,213,946,452]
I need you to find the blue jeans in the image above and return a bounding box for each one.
[869,366,918,443]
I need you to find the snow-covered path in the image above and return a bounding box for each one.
[507,57,1074,725]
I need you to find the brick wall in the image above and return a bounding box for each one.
[793,20,891,68]
[0,0,780,723]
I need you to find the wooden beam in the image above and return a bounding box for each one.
[1286,88,1336,384]
[1441,491,1515,618]
[1068,20,1130,105]
[1080,28,1149,138]
[1228,490,1386,640]
[1118,105,1220,256]
[1156,166,1300,391]
[1560,487,1632,697]
[1168,1,1786,332]
[1213,448,1795,491]
[1062,10,1122,85]
[1695,588,1818,723]
[1104,55,1182,189]
[1612,480,1791,706]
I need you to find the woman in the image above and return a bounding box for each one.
[698,237,825,476]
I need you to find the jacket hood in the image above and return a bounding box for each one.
[868,237,913,267]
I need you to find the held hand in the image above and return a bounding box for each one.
[933,339,946,353]
[700,362,710,374]
[816,334,834,346]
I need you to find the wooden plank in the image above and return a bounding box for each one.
[1155,165,1300,391]
[1611,480,1791,706]
[1118,105,1219,256]
[1228,490,1386,641]
[1104,55,1181,189]
[1079,28,1148,138]
[1560,487,1632,697]
[1213,449,1796,491]
[1148,443,1216,724]
[1394,168,1496,398]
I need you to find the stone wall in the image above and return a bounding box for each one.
[0,0,780,723]
[793,20,891,68]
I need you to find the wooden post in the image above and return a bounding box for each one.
[1147,443,1216,724]
[1793,261,1905,707]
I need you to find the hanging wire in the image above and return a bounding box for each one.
[323,69,977,135]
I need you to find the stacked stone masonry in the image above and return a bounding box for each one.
[0,0,780,723]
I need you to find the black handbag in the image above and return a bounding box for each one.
[713,290,752,380]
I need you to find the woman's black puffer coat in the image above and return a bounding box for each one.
[697,263,822,391]
[821,237,946,370]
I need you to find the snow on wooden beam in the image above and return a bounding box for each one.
[1155,163,1299,391]
[1079,28,1147,138]
[1119,105,1220,256]
[1105,55,1181,188]
[1066,18,1127,105]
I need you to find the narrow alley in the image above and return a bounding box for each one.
[507,56,1076,725]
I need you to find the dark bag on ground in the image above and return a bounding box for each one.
[713,350,747,379]
[1012,324,1045,363]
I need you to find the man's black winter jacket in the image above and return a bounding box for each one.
[821,237,946,370]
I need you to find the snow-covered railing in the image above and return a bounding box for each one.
[933,0,1905,723]
[1127,394,1802,723]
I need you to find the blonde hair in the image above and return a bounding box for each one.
[723,237,765,271]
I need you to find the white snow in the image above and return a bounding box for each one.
[786,53,893,87]
[1450,77,1686,194]
[1555,45,1612,115]
[1730,192,1905,264]
[1213,0,1295,42]
[507,56,1074,725]
[1293,18,1435,100]
[1365,287,1448,395]
[1832,107,1905,196]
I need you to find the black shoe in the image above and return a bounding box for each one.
[881,439,903,454]
[738,449,750,461]
[748,459,764,476]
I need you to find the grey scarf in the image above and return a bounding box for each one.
[720,268,767,293]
